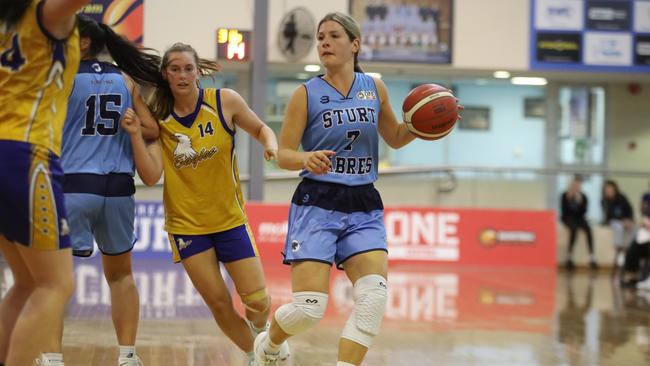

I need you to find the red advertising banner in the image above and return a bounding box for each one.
[245,203,557,268]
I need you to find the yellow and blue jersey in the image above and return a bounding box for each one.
[0,0,80,156]
[159,88,247,235]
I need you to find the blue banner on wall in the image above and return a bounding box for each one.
[530,0,650,72]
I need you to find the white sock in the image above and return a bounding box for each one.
[42,353,63,362]
[337,362,355,366]
[119,345,136,358]
[249,319,267,335]
[263,334,281,354]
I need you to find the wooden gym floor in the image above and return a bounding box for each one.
[1,257,649,365]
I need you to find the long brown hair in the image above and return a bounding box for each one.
[77,15,162,87]
[318,12,363,73]
[149,43,221,120]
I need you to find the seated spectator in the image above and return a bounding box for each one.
[602,180,635,275]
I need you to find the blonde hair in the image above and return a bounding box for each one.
[318,12,363,72]
[149,43,221,120]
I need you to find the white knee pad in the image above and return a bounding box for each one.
[274,291,328,335]
[341,274,388,348]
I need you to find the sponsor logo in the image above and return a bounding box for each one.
[305,298,318,304]
[548,7,571,17]
[320,96,330,104]
[356,90,377,100]
[385,211,460,261]
[291,240,301,252]
[479,228,536,247]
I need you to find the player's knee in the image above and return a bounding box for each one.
[240,287,270,313]
[341,274,387,348]
[204,292,235,314]
[274,291,328,335]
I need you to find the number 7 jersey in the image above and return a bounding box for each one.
[159,88,247,235]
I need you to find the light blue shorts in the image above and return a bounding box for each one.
[283,179,387,269]
[64,193,136,256]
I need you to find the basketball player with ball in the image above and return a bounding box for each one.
[254,12,462,366]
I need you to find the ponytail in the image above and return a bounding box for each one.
[97,22,162,87]
[77,15,162,88]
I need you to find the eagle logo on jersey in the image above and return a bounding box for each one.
[173,133,218,169]
[176,238,192,251]
[60,219,70,236]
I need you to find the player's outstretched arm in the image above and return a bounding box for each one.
[222,88,278,161]
[41,0,90,40]
[121,108,163,185]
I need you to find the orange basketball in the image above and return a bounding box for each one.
[402,84,458,140]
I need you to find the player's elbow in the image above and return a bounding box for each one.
[139,168,162,186]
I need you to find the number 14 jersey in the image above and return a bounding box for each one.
[159,88,247,235]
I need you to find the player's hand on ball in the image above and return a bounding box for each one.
[304,150,335,175]
[121,108,141,136]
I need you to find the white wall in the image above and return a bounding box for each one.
[144,0,347,62]
[453,0,530,71]
[144,0,531,69]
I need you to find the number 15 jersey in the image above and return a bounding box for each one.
[61,60,134,175]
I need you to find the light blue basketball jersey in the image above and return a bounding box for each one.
[301,72,380,186]
[61,60,134,175]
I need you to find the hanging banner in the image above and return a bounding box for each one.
[79,0,144,44]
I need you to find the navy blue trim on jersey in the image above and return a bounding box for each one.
[77,60,122,75]
[172,88,204,128]
[303,84,309,115]
[63,173,135,197]
[216,89,235,136]
[291,178,383,213]
[319,73,357,99]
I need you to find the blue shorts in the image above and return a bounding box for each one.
[64,194,136,256]
[168,223,259,263]
[0,140,70,250]
[283,179,387,269]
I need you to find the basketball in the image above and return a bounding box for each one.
[402,84,458,140]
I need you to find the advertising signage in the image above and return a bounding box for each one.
[531,0,650,72]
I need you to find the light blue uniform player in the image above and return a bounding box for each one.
[59,15,161,366]
[283,71,387,268]
[255,12,454,366]
[61,60,136,257]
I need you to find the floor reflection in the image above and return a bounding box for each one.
[2,257,650,365]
